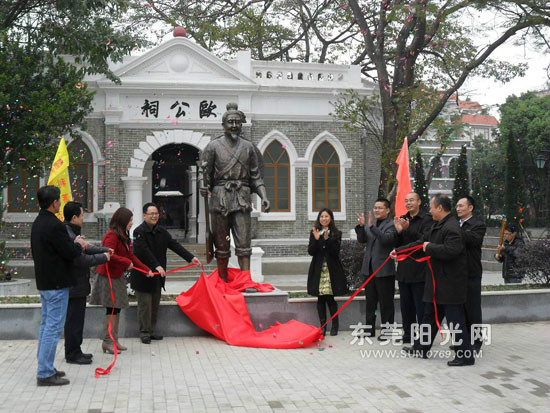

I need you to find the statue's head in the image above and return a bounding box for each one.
[222,102,244,140]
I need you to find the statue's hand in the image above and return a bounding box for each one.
[262,199,270,213]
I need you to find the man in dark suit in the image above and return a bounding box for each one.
[496,223,525,283]
[401,194,474,367]
[31,186,87,386]
[355,198,397,340]
[131,202,201,344]
[456,196,487,350]
[393,192,433,344]
[63,201,112,365]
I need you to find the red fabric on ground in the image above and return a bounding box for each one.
[176,268,322,348]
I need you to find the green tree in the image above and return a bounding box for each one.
[0,1,148,205]
[504,133,526,223]
[499,92,550,224]
[452,145,470,206]
[471,174,485,221]
[0,40,94,192]
[413,152,429,212]
[131,1,549,197]
[470,135,506,221]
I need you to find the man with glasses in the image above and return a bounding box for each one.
[130,202,200,344]
[355,198,397,340]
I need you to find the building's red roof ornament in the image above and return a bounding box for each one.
[173,27,187,38]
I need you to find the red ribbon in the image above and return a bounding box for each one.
[95,261,201,378]
[321,244,443,336]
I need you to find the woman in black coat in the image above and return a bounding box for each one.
[307,208,348,336]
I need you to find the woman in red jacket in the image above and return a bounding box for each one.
[90,207,152,353]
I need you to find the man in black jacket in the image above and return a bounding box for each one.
[456,196,487,350]
[31,186,86,386]
[355,198,397,339]
[401,194,474,367]
[496,223,525,283]
[393,192,433,344]
[131,202,200,344]
[63,201,112,364]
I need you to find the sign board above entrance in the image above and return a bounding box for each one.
[122,95,237,122]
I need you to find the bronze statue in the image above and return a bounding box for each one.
[200,103,270,281]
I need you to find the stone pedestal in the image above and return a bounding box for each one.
[0,279,32,295]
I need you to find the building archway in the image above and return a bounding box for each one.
[123,130,211,240]
[150,143,199,238]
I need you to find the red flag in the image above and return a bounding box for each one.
[395,138,412,217]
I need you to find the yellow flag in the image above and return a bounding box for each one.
[47,138,72,221]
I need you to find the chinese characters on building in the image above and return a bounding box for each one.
[141,99,218,119]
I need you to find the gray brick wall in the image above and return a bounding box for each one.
[250,120,375,239]
[3,118,381,246]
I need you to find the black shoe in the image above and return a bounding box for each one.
[141,336,151,344]
[66,356,92,365]
[37,375,70,386]
[54,368,65,378]
[82,353,93,359]
[330,326,338,336]
[403,346,428,359]
[447,358,475,367]
[150,335,163,340]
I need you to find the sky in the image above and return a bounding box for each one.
[462,43,549,119]
[457,10,549,118]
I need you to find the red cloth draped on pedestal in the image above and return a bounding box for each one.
[176,268,322,348]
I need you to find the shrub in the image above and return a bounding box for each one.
[0,241,14,282]
[340,240,365,290]
[515,239,550,286]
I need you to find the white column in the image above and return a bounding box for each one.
[143,161,153,204]
[121,176,148,236]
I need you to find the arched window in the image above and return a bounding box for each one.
[312,142,340,211]
[7,166,39,212]
[263,140,290,212]
[431,157,443,178]
[448,158,458,179]
[68,139,93,212]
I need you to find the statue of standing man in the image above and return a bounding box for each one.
[200,103,270,281]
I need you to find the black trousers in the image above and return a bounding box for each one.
[64,296,87,359]
[398,281,425,341]
[365,276,395,335]
[464,276,483,347]
[414,302,473,360]
[135,283,162,338]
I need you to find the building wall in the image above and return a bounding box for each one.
[84,119,374,239]
[250,120,367,239]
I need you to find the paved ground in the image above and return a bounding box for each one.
[0,322,548,413]
[163,270,509,295]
